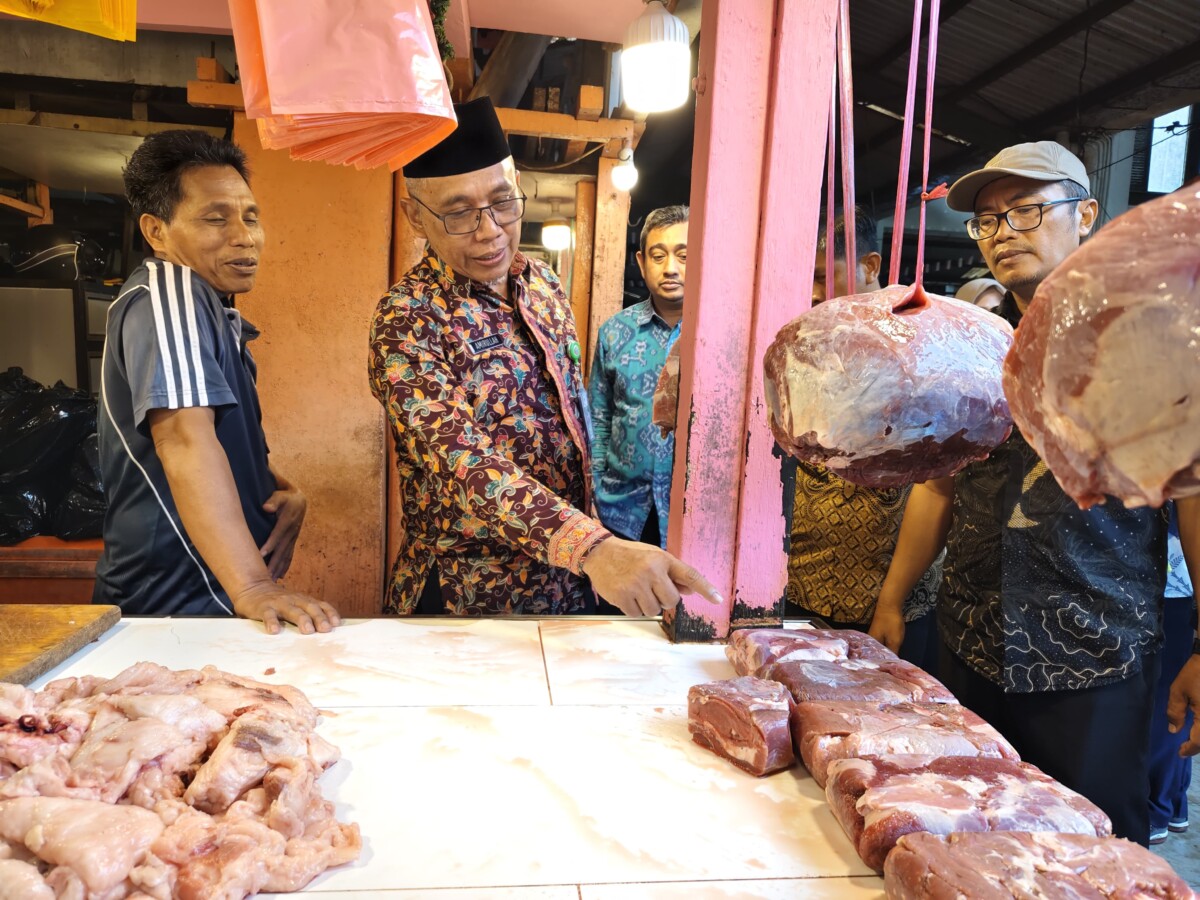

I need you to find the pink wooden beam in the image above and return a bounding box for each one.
[444,0,473,60]
[729,0,839,626]
[663,0,776,642]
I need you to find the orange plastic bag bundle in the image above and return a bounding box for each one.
[1,0,136,41]
[227,0,457,170]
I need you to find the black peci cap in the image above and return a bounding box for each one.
[402,97,512,179]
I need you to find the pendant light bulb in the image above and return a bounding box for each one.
[541,199,571,252]
[611,141,639,193]
[621,0,691,113]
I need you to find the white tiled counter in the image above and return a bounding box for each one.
[33,618,886,899]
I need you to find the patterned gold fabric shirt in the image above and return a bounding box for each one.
[787,459,942,626]
[368,250,609,615]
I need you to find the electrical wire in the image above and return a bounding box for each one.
[1087,122,1193,177]
[519,143,605,172]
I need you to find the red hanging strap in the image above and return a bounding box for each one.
[836,0,857,296]
[893,0,944,313]
[889,0,925,287]
[825,67,837,305]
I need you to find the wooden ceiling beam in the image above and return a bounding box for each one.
[468,31,552,109]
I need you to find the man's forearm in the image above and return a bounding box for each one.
[152,411,274,601]
[878,477,955,611]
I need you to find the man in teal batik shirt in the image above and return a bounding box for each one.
[588,205,687,550]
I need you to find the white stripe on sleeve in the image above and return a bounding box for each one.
[180,267,210,407]
[161,262,196,405]
[145,260,180,408]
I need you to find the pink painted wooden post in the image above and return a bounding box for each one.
[664,0,838,641]
[729,0,839,627]
[661,0,775,642]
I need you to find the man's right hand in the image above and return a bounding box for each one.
[232,582,342,635]
[868,605,906,653]
[582,537,723,617]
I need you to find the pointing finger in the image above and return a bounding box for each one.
[667,557,724,605]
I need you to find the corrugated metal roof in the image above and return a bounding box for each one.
[846,0,1200,194]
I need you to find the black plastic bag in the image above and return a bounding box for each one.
[52,434,106,540]
[0,481,51,545]
[0,366,43,414]
[0,382,96,484]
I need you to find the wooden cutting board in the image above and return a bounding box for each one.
[0,604,121,685]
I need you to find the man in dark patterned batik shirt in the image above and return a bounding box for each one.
[368,97,719,618]
[868,141,1200,847]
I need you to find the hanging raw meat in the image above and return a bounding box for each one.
[1004,185,1200,509]
[763,287,1014,488]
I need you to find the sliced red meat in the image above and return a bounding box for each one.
[725,628,849,677]
[1004,185,1200,509]
[765,658,955,705]
[791,700,1019,788]
[883,831,1197,899]
[826,755,1111,871]
[826,630,898,662]
[687,677,795,776]
[764,286,1014,488]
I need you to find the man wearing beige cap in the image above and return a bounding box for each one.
[869,140,1200,846]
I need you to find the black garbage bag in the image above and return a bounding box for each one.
[0,382,96,484]
[0,366,43,414]
[0,481,51,545]
[52,434,106,540]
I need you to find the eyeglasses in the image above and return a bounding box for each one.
[965,197,1083,241]
[410,193,526,236]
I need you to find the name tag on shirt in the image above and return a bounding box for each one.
[468,333,504,354]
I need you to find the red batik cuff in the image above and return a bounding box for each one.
[548,512,612,575]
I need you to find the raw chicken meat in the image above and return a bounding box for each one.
[1004,185,1200,508]
[653,340,681,436]
[186,707,338,814]
[687,677,795,776]
[764,658,955,705]
[0,797,164,894]
[763,287,1014,487]
[882,831,1197,899]
[825,755,1111,871]
[725,628,849,677]
[0,858,55,900]
[791,700,1019,788]
[0,664,360,899]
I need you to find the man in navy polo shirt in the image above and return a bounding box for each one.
[95,129,340,635]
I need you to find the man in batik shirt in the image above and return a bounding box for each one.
[368,97,719,617]
[589,205,687,550]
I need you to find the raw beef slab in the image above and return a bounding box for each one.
[764,287,1014,488]
[791,700,1019,788]
[825,755,1111,871]
[765,658,955,705]
[688,677,795,776]
[883,831,1197,900]
[1005,185,1200,509]
[725,628,850,677]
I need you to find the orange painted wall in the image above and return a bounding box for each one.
[233,115,392,616]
